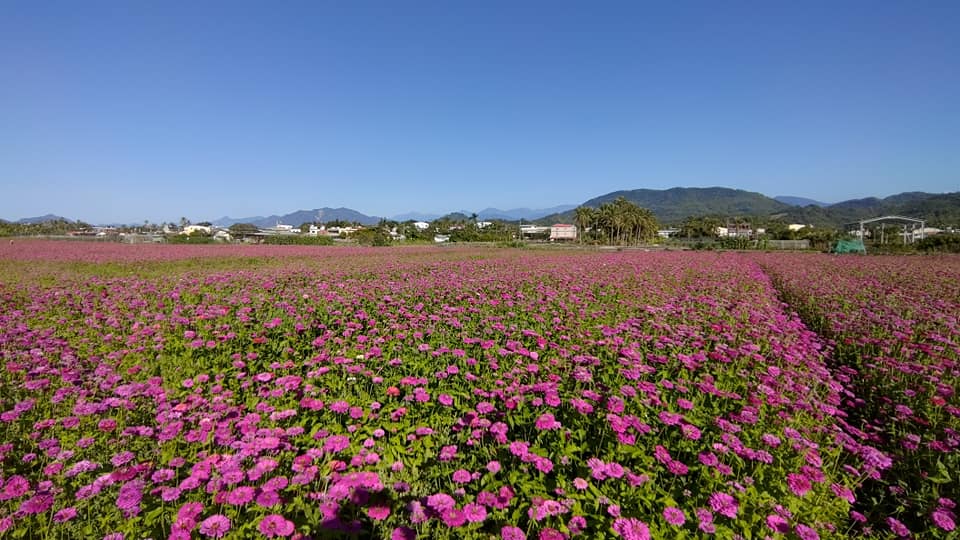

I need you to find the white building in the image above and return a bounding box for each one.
[550,224,577,241]
[413,221,431,231]
[181,225,212,235]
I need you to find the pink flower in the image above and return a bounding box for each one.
[887,517,910,537]
[258,514,295,537]
[54,507,78,522]
[535,413,561,430]
[392,527,416,540]
[663,506,685,526]
[787,473,812,497]
[767,514,790,533]
[452,469,472,483]
[501,525,526,540]
[199,514,231,538]
[795,524,820,540]
[367,504,391,521]
[612,517,651,540]
[709,492,738,519]
[464,503,487,523]
[932,509,956,531]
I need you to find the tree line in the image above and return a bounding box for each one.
[573,197,659,245]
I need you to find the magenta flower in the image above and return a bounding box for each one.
[199,514,231,538]
[663,506,685,526]
[932,509,956,531]
[442,508,466,527]
[795,524,820,540]
[535,413,561,430]
[501,525,526,540]
[392,527,416,540]
[709,492,738,519]
[452,469,472,483]
[887,517,910,537]
[460,502,485,522]
[766,514,790,533]
[258,514,295,537]
[367,504,391,521]
[1,476,29,500]
[786,473,812,497]
[53,507,78,522]
[612,517,651,540]
[19,493,53,515]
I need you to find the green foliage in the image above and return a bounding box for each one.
[166,233,215,244]
[351,228,391,246]
[0,219,93,237]
[917,234,960,253]
[261,235,334,246]
[574,197,658,245]
[229,223,260,234]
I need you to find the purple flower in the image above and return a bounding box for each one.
[199,514,231,538]
[932,509,956,531]
[1,475,29,499]
[19,493,54,515]
[787,473,812,497]
[766,514,790,533]
[795,524,820,540]
[392,527,416,540]
[887,517,910,537]
[368,504,391,521]
[535,413,561,430]
[54,507,78,522]
[663,506,685,526]
[427,493,456,512]
[612,517,651,540]
[464,503,487,523]
[452,469,472,483]
[502,525,526,540]
[258,514,295,537]
[225,486,255,505]
[709,492,738,519]
[442,508,467,527]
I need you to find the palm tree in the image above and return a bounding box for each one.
[573,206,595,244]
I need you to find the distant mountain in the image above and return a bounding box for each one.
[392,211,442,222]
[775,196,830,207]
[537,187,791,224]
[475,205,578,221]
[779,191,960,227]
[17,214,72,224]
[213,207,382,228]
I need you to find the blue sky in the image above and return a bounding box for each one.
[2,1,958,223]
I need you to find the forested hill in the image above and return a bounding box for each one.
[536,188,959,227]
[536,187,790,224]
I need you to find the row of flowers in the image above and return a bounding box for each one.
[0,243,955,538]
[756,253,959,537]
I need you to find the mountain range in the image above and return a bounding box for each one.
[535,188,958,227]
[212,208,384,228]
[9,188,958,229]
[774,196,830,207]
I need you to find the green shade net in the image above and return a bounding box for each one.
[833,238,866,253]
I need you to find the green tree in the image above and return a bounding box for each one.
[573,206,596,244]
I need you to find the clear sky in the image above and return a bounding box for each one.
[2,1,958,224]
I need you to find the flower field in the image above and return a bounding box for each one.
[0,241,956,539]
